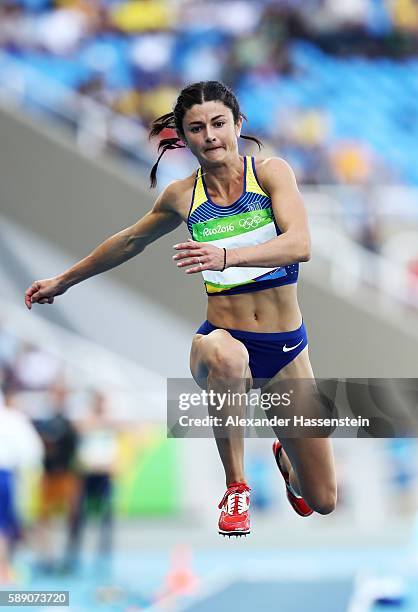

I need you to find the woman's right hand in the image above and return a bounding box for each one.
[25,277,68,310]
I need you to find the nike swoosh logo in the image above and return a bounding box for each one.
[283,339,304,353]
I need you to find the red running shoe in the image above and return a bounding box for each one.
[218,482,250,537]
[272,440,313,517]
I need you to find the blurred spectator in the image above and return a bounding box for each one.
[319,0,372,29]
[329,141,374,184]
[271,106,334,184]
[35,6,90,56]
[390,0,418,32]
[68,390,119,568]
[12,343,61,391]
[180,0,261,36]
[126,84,178,124]
[0,2,36,51]
[109,0,173,33]
[129,32,175,90]
[33,383,79,572]
[0,382,43,582]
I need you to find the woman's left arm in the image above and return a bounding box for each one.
[228,157,311,268]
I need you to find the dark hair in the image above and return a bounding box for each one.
[149,81,263,188]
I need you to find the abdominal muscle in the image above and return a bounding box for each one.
[206,284,302,333]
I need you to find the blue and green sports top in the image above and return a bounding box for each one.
[187,156,299,296]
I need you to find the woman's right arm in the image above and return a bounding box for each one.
[25,184,182,309]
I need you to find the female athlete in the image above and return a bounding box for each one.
[25,81,336,537]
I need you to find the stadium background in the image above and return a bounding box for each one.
[0,0,418,610]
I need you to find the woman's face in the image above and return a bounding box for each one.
[181,100,242,164]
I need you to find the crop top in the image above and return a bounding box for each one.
[187,156,299,296]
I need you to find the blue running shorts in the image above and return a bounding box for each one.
[196,320,308,384]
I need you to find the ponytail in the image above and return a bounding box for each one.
[240,133,262,150]
[149,112,186,188]
[238,111,263,151]
[149,111,176,138]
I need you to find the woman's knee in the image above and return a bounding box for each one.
[205,333,249,379]
[306,487,337,515]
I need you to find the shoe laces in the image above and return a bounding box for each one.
[218,482,250,515]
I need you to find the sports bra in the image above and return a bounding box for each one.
[187,156,299,296]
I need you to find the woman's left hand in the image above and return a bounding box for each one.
[173,239,226,274]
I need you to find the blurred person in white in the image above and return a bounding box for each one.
[25,81,336,538]
[180,0,261,36]
[317,0,371,28]
[33,383,79,573]
[0,1,38,51]
[178,2,264,86]
[130,32,175,87]
[0,379,44,583]
[67,390,119,569]
[35,4,90,56]
[12,342,61,391]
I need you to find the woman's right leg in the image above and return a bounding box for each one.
[190,330,253,486]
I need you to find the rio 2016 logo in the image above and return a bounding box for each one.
[203,224,234,236]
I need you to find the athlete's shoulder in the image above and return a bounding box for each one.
[255,156,297,181]
[254,156,299,193]
[154,173,196,213]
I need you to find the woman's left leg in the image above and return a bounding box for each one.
[262,347,337,515]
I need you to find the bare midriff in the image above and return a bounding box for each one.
[206,284,302,333]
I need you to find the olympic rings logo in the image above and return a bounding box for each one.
[239,215,263,229]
